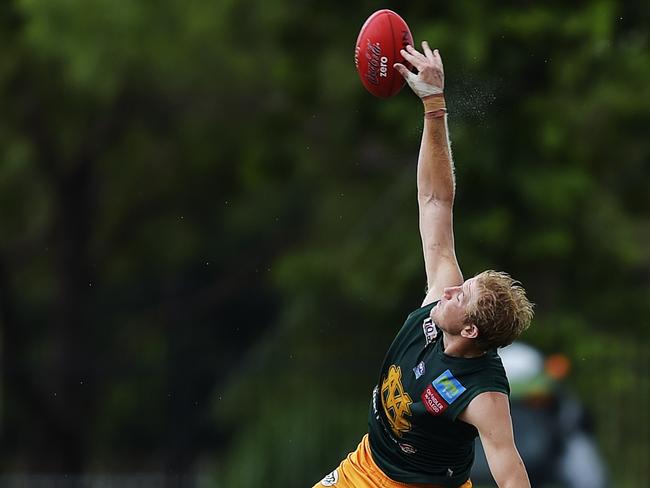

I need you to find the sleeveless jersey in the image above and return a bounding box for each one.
[367,301,510,487]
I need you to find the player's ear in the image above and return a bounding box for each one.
[460,323,479,339]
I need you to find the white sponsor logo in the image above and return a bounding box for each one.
[399,442,418,454]
[321,469,339,486]
[372,385,379,416]
[422,317,437,345]
[413,361,426,379]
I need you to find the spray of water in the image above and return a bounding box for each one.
[446,71,503,123]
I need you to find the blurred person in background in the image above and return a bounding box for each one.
[313,42,534,488]
[471,343,608,488]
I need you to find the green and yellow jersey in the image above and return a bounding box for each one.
[368,301,509,487]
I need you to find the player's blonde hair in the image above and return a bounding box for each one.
[465,270,534,349]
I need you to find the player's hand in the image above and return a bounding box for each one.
[394,41,444,98]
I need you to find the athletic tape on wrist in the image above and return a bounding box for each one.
[423,93,447,118]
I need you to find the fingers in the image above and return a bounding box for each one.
[402,43,443,71]
[432,48,443,68]
[393,63,415,81]
[422,41,443,66]
[422,40,435,61]
[401,44,427,70]
[406,44,427,60]
[399,48,421,70]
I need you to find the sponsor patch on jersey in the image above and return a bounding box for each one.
[320,469,339,486]
[421,384,448,415]
[422,317,437,345]
[399,442,418,454]
[413,361,426,379]
[432,369,466,405]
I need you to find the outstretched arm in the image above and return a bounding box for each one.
[459,392,531,488]
[395,42,462,306]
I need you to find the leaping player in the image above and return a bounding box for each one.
[313,42,534,488]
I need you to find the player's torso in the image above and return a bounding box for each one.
[368,302,509,484]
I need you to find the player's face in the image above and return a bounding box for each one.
[430,277,479,334]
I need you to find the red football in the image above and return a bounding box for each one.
[354,9,414,98]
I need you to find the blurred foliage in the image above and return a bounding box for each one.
[0,0,648,487]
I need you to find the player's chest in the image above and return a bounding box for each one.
[381,333,468,425]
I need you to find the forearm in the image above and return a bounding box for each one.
[417,113,455,203]
[489,445,531,488]
[395,43,454,204]
[487,451,530,488]
[500,470,531,488]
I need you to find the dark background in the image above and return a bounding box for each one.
[0,1,648,486]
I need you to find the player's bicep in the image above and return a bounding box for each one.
[419,200,462,304]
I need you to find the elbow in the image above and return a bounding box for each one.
[501,480,531,488]
[418,191,454,207]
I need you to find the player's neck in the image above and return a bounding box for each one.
[441,332,486,358]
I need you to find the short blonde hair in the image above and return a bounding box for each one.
[465,270,534,349]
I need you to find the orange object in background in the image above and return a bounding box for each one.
[545,353,571,380]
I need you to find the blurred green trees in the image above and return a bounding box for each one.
[0,0,648,486]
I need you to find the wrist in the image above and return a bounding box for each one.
[422,93,447,118]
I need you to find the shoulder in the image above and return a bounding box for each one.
[458,391,510,430]
[467,390,509,410]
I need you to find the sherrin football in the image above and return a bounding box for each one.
[354,9,414,98]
